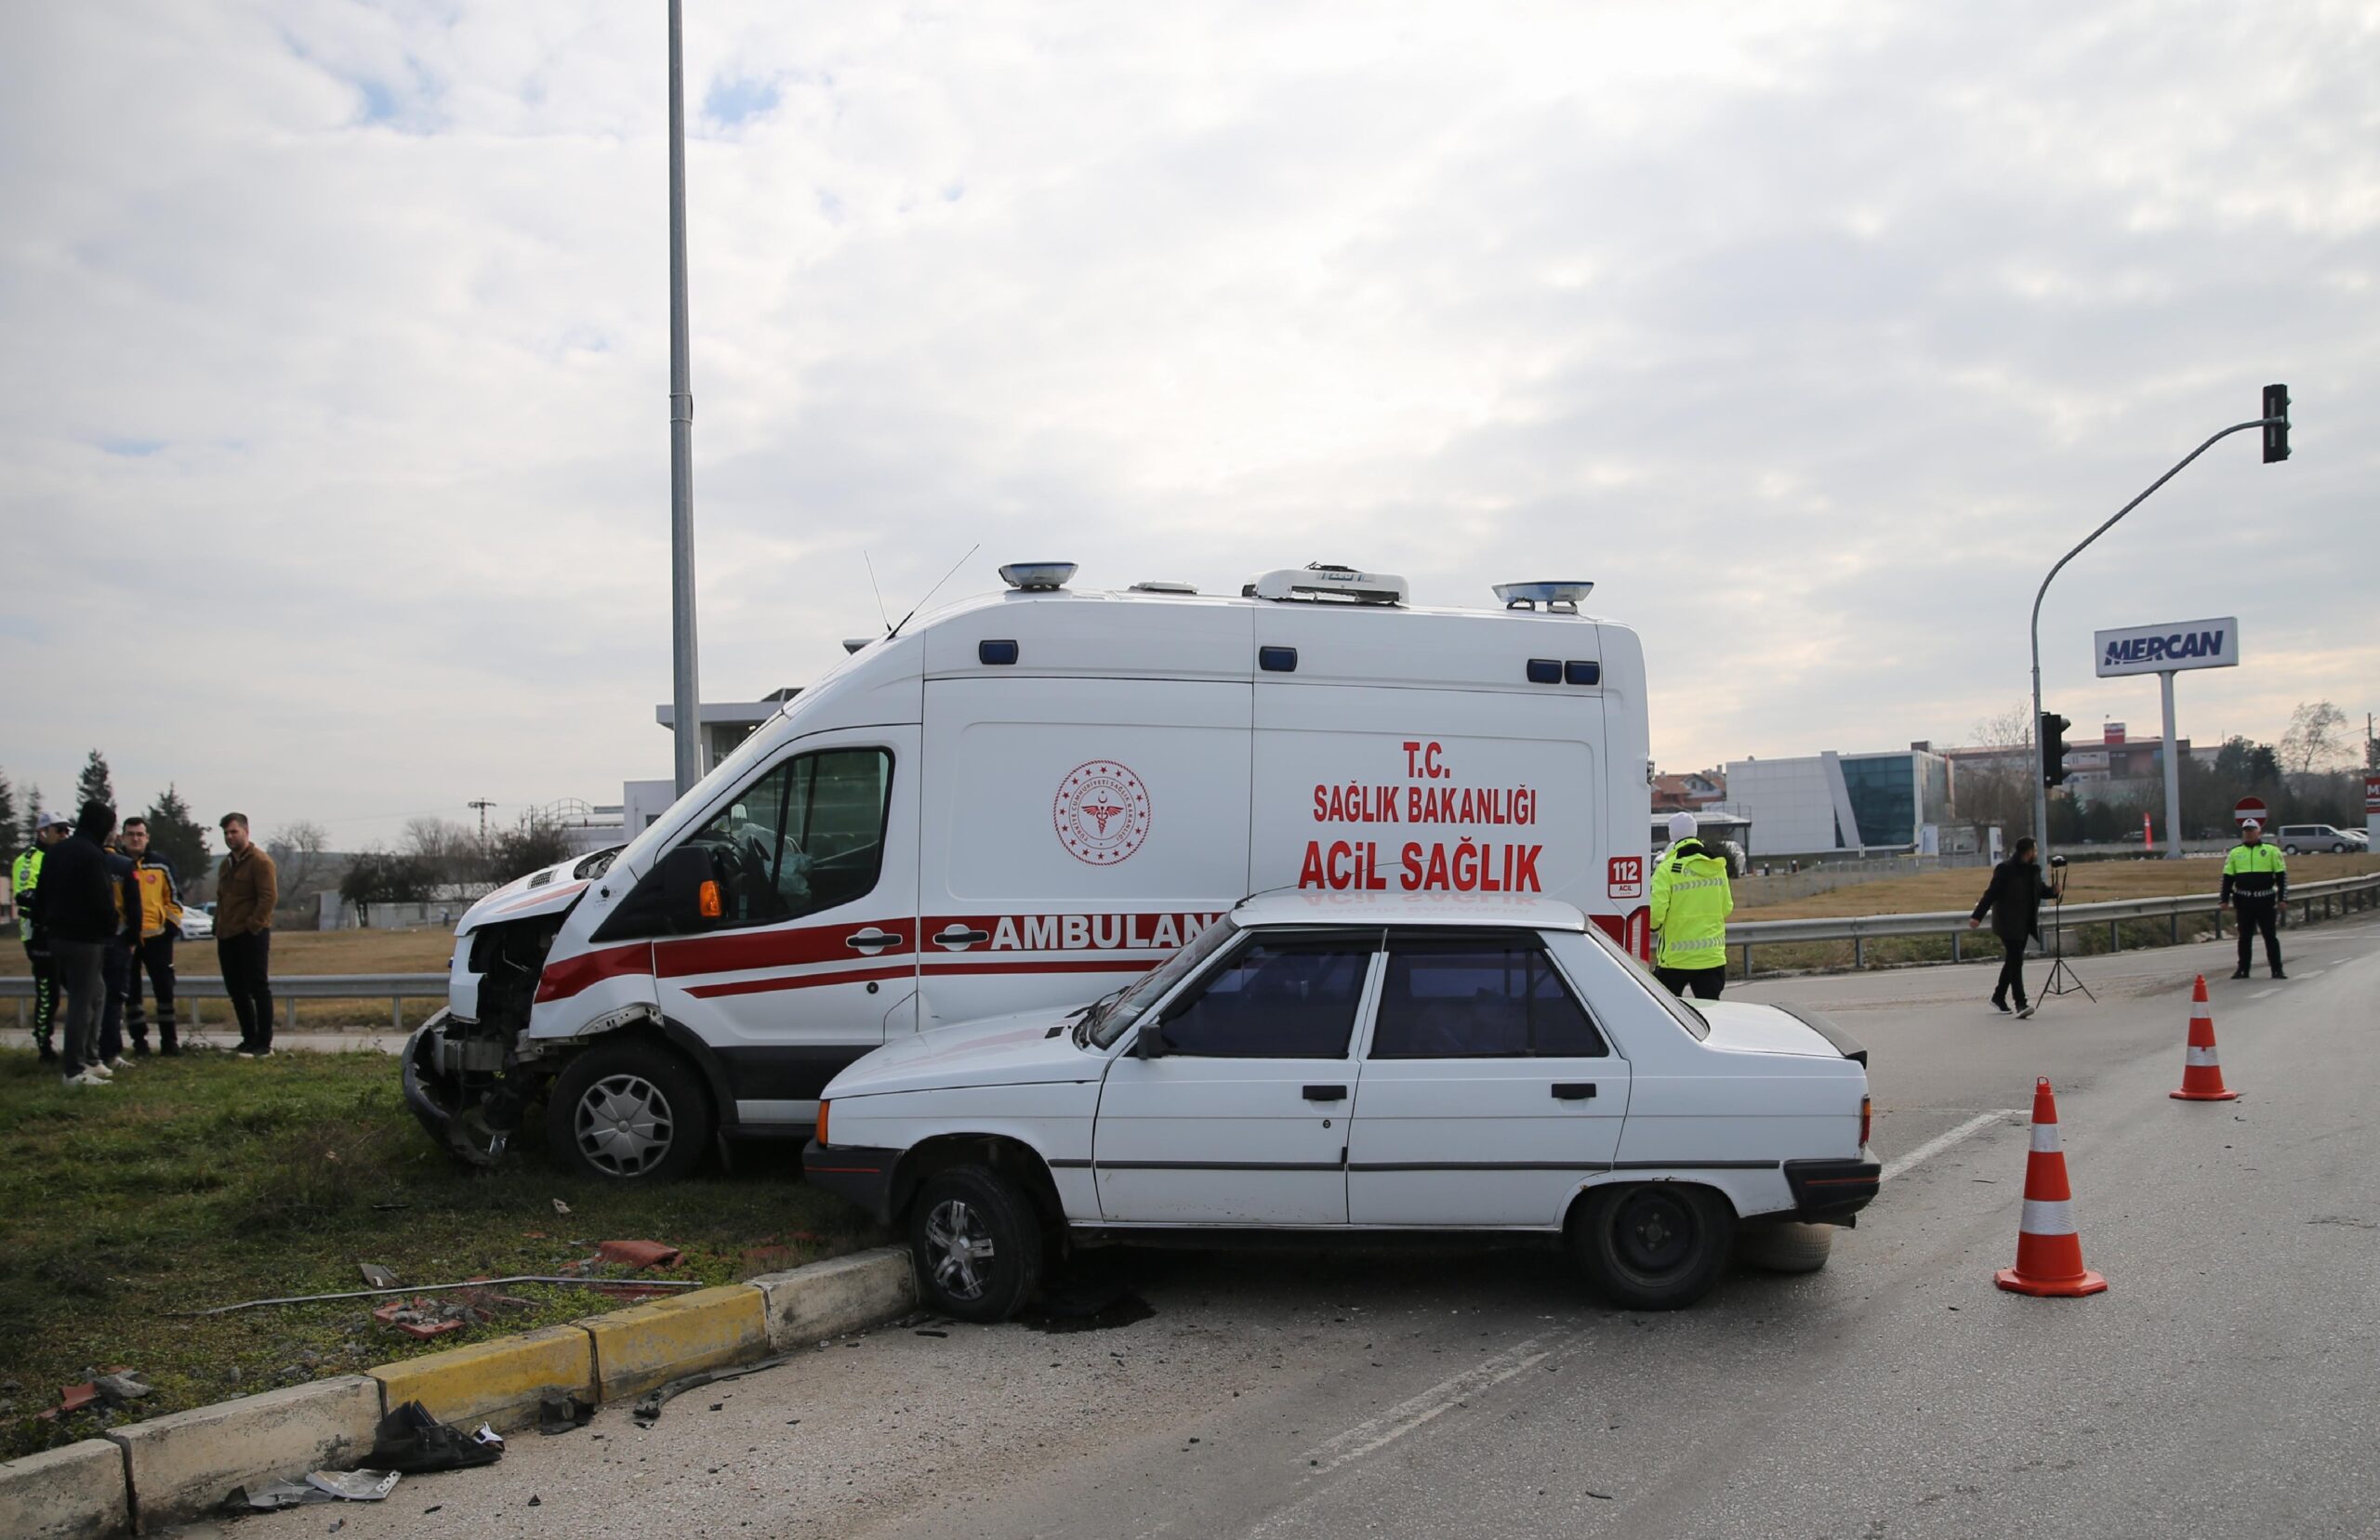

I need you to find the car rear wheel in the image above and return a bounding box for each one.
[545,1039,710,1182]
[909,1165,1043,1323]
[1736,1219,1835,1274]
[1570,1183,1735,1310]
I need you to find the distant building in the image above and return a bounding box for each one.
[1717,744,1953,856]
[530,688,805,857]
[1651,769,1727,813]
[1940,723,2193,809]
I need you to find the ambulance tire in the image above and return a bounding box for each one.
[546,1039,712,1183]
[909,1165,1043,1323]
[1736,1219,1834,1274]
[1569,1183,1735,1310]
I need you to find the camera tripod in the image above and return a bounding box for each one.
[2040,886,2094,1001]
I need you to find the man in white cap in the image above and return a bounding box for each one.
[1649,810,1735,999]
[11,810,72,1061]
[2220,819,2286,980]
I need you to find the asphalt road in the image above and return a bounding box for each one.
[223,919,2380,1540]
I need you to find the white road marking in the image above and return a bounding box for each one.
[1293,1336,1554,1475]
[2253,988,2281,999]
[1882,1111,2020,1182]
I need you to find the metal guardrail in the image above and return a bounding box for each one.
[2,971,447,1033]
[1730,872,2380,974]
[4,873,2374,1024]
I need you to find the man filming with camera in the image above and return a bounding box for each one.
[1970,838,2064,1019]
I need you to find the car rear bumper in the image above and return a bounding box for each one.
[804,1139,901,1224]
[1783,1155,1882,1223]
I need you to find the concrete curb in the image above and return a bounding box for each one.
[0,1245,916,1537]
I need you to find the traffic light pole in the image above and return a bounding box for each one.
[2030,401,2288,855]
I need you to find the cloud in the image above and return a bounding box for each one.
[2,0,2373,845]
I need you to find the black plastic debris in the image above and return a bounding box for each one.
[538,1391,595,1435]
[630,1352,798,1428]
[368,1400,504,1475]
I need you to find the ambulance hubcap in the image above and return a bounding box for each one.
[924,1200,997,1300]
[575,1073,675,1177]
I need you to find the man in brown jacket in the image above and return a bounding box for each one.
[215,812,279,1057]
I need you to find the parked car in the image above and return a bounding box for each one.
[2275,823,2359,854]
[178,903,214,940]
[804,891,1878,1320]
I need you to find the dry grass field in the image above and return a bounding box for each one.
[1748,851,2377,920]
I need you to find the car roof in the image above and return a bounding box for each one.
[1230,888,1590,932]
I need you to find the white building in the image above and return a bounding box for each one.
[1717,746,1954,857]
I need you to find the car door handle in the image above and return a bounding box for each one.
[1302,1084,1348,1102]
[845,928,903,954]
[1551,1083,1597,1101]
[932,927,990,950]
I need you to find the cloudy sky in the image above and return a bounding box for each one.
[4,0,2373,850]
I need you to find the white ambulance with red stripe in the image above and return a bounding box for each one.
[403,563,1653,1181]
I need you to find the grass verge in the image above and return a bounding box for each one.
[0,1047,880,1463]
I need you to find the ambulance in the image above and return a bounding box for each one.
[403,562,1653,1181]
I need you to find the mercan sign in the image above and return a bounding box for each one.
[2093,616,2240,678]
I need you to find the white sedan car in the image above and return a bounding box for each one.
[178,903,215,940]
[805,892,1878,1320]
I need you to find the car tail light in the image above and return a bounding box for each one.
[1859,1096,1872,1149]
[815,1100,831,1147]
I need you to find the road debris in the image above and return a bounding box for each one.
[631,1352,800,1428]
[230,1481,331,1510]
[538,1391,595,1435]
[369,1400,505,1475]
[597,1239,682,1270]
[178,1274,700,1317]
[358,1262,400,1288]
[306,1469,402,1502]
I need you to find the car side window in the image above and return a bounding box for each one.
[682,748,892,927]
[1370,938,1607,1059]
[1157,938,1372,1059]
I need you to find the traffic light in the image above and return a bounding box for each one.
[2041,712,2072,786]
[2262,382,2290,463]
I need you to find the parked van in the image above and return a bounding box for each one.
[403,563,1653,1180]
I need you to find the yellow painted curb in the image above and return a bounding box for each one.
[578,1285,770,1401]
[369,1323,597,1433]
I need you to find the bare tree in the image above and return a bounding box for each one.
[2279,701,2349,776]
[1957,702,2036,842]
[268,819,332,899]
[403,816,483,885]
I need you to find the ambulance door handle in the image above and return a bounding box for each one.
[932,927,990,950]
[845,928,903,954]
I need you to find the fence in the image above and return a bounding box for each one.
[4,972,447,1035]
[7,873,2376,1029]
[1730,872,2380,975]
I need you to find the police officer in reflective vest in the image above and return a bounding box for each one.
[1650,811,1734,1000]
[11,810,72,1061]
[2221,819,2287,981]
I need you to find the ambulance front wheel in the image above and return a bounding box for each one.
[546,1038,712,1183]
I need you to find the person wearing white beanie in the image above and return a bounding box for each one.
[1651,810,1734,999]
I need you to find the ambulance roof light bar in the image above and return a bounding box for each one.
[1250,563,1409,606]
[1129,579,1199,594]
[1493,581,1594,613]
[998,561,1078,591]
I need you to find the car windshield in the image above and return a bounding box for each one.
[1086,913,1241,1048]
[1580,923,1710,1041]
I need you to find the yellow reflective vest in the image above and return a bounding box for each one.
[1650,839,1733,970]
[2220,840,2286,902]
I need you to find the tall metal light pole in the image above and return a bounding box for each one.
[2030,387,2290,855]
[667,0,703,796]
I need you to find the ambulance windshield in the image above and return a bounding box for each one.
[1087,913,1241,1048]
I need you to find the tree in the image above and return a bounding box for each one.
[340,849,436,922]
[140,784,214,893]
[0,769,17,868]
[20,784,44,851]
[1956,702,2036,842]
[486,813,575,885]
[74,749,115,814]
[402,817,482,885]
[2279,701,2349,776]
[269,819,331,899]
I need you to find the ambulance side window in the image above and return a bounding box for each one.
[682,748,892,927]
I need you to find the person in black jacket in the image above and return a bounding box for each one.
[33,802,123,1085]
[1969,838,2061,1019]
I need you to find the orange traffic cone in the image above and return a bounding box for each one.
[1994,1077,2108,1297]
[2170,975,2239,1102]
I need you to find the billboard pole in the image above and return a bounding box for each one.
[2028,397,2287,855]
[2159,669,2182,859]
